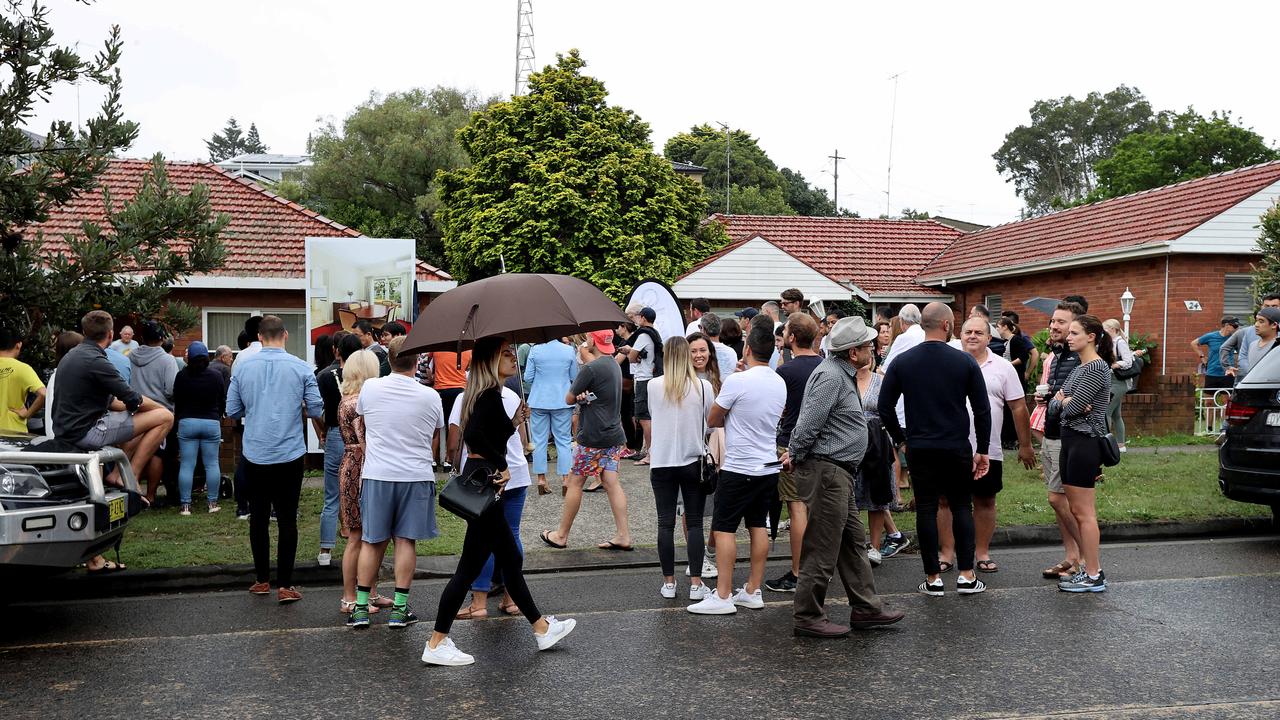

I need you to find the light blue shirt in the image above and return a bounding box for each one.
[524,341,579,409]
[226,347,323,465]
[105,347,131,383]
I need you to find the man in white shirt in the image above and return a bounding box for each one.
[108,325,139,356]
[615,306,660,463]
[688,319,786,616]
[937,317,1036,573]
[349,337,445,629]
[686,298,711,337]
[880,303,925,428]
[698,312,738,379]
[232,315,264,374]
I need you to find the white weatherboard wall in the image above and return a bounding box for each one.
[1174,178,1280,253]
[673,237,854,301]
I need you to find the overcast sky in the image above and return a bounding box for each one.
[28,0,1280,225]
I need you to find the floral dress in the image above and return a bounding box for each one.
[337,394,366,535]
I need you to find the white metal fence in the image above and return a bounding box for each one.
[1195,388,1232,436]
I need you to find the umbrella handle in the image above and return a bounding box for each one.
[457,304,479,370]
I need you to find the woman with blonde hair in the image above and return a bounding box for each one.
[338,349,393,615]
[425,336,576,666]
[647,336,714,600]
[1103,318,1134,452]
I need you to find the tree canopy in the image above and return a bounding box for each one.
[286,87,490,268]
[1092,110,1278,199]
[1254,201,1280,301]
[994,85,1157,215]
[205,117,268,161]
[664,124,846,217]
[1,2,227,368]
[436,50,716,299]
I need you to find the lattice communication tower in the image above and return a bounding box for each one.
[514,0,535,96]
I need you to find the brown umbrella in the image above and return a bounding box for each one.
[402,273,629,354]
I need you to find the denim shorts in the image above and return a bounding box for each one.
[359,479,438,543]
[75,412,135,450]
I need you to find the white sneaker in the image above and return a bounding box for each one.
[731,587,764,610]
[317,551,332,567]
[688,583,711,601]
[421,637,474,666]
[867,547,883,567]
[686,557,719,579]
[660,582,677,599]
[534,615,577,651]
[687,588,737,615]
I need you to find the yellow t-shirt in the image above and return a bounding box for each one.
[0,357,44,433]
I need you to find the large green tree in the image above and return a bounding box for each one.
[1,2,228,368]
[1092,110,1278,199]
[436,50,711,298]
[205,117,267,161]
[1255,201,1280,300]
[994,85,1157,215]
[292,87,490,268]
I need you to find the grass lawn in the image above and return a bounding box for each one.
[1124,432,1217,447]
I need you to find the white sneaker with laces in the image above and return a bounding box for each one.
[867,547,883,567]
[535,615,577,651]
[660,582,677,599]
[421,637,475,666]
[688,583,711,601]
[731,587,764,610]
[317,551,332,567]
[687,557,719,579]
[687,588,736,615]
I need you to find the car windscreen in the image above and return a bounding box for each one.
[1241,345,1280,385]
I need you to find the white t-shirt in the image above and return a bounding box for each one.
[232,342,263,375]
[631,331,655,381]
[357,373,445,482]
[713,341,738,378]
[685,319,702,337]
[967,351,1025,460]
[448,386,531,491]
[647,376,714,468]
[715,365,786,477]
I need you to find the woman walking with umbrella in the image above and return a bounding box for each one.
[423,336,577,666]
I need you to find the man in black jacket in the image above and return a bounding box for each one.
[1036,300,1084,580]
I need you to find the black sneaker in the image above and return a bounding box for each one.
[957,576,986,595]
[765,571,797,593]
[880,534,911,558]
[441,461,453,474]
[918,578,944,597]
[388,604,419,627]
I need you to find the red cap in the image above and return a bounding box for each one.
[589,329,615,354]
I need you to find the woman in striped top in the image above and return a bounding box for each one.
[1050,314,1115,593]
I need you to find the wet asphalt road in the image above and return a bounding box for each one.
[2,535,1278,720]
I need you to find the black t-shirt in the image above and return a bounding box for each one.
[317,361,342,429]
[775,354,823,447]
[1007,334,1033,384]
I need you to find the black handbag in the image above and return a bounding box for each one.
[1095,429,1122,467]
[438,462,501,522]
[698,382,719,494]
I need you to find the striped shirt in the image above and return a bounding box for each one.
[1059,358,1112,434]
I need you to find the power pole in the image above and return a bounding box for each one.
[886,71,902,217]
[513,0,535,96]
[717,121,731,215]
[828,149,845,214]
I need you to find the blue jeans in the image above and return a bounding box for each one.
[177,418,221,505]
[472,486,527,592]
[530,407,573,477]
[320,427,343,548]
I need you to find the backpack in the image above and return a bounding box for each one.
[634,326,664,377]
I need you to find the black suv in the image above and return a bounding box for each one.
[1218,348,1280,523]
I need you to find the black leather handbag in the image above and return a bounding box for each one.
[439,463,501,522]
[698,382,719,494]
[1096,430,1122,467]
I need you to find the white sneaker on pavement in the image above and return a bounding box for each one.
[687,557,719,579]
[535,616,577,651]
[687,588,737,614]
[317,551,332,567]
[688,583,711,601]
[660,582,677,599]
[421,637,475,666]
[731,587,764,610]
[867,547,882,567]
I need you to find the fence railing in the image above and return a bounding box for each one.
[1194,387,1232,436]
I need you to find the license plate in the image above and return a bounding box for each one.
[107,496,126,522]
[1267,412,1280,427]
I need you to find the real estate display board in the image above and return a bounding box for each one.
[304,236,416,349]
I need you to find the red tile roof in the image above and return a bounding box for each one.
[416,260,453,282]
[919,160,1280,282]
[24,158,364,279]
[685,214,965,298]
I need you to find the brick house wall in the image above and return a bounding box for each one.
[1021,373,1196,437]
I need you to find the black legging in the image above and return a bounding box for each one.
[246,457,303,586]
[651,461,705,577]
[908,447,976,575]
[434,460,541,633]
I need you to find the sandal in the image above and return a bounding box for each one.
[1042,560,1073,579]
[455,606,488,620]
[540,530,568,549]
[938,561,954,574]
[86,558,127,573]
[538,483,551,496]
[340,599,357,614]
[498,599,521,616]
[976,559,999,573]
[368,593,394,613]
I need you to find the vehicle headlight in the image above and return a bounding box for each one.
[0,465,52,499]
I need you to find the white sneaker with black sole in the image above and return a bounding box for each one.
[918,578,944,597]
[957,576,986,595]
[659,582,677,599]
[731,587,764,610]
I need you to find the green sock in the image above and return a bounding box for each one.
[394,587,410,609]
[355,586,370,610]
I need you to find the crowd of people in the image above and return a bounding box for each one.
[11,280,1260,662]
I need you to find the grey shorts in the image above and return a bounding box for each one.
[633,379,651,420]
[1041,437,1064,494]
[359,479,438,543]
[74,412,135,450]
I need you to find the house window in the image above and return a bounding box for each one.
[984,294,1002,317]
[369,275,406,305]
[1223,275,1255,317]
[205,310,308,361]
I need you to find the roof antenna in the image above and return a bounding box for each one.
[499,253,507,273]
